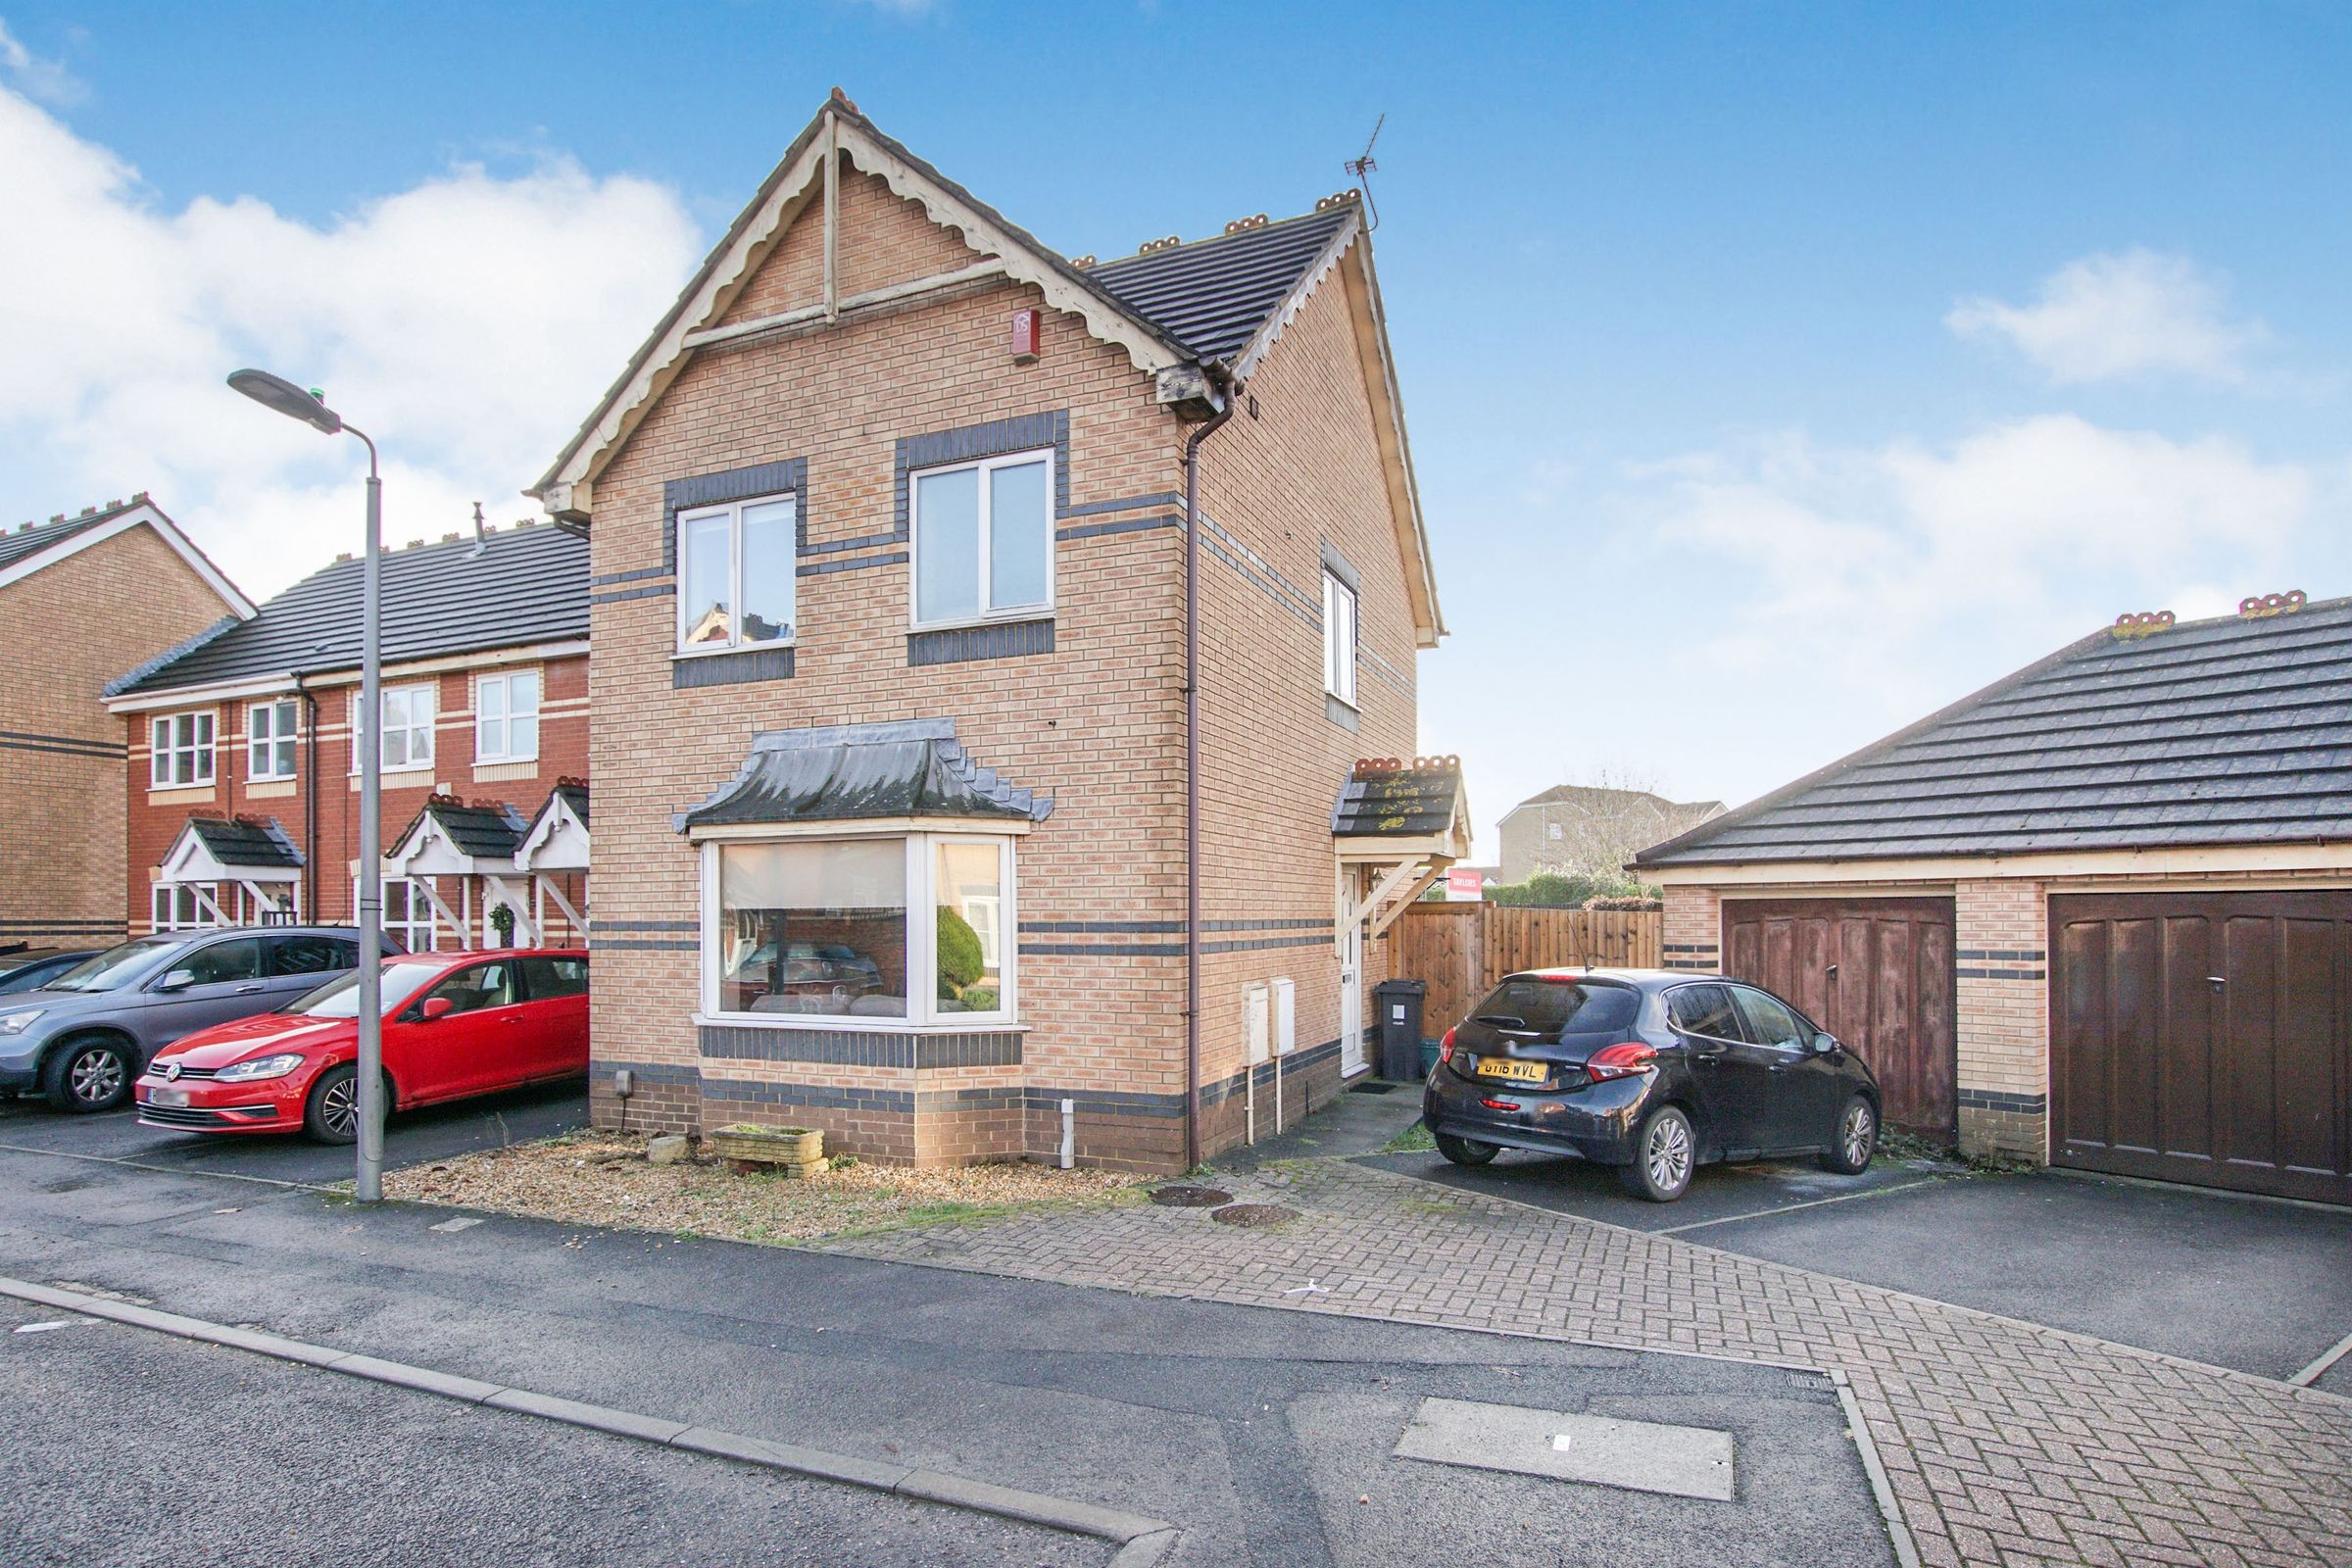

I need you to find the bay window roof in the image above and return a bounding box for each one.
[677,719,1053,833]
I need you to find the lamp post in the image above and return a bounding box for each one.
[227,369,386,1202]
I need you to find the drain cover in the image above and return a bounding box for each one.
[1210,1203,1298,1227]
[1150,1185,1232,1207]
[1395,1397,1735,1501]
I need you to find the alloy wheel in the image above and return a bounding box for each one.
[1842,1102,1876,1167]
[70,1049,124,1106]
[320,1076,359,1139]
[1647,1113,1691,1193]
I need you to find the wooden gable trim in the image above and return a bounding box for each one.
[1337,239,1443,646]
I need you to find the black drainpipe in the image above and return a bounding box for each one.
[295,672,319,919]
[1182,371,1238,1172]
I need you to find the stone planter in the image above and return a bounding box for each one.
[708,1123,825,1176]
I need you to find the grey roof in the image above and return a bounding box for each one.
[1637,599,2352,867]
[544,780,588,829]
[184,815,303,869]
[1334,759,1467,838]
[1507,784,1726,817]
[0,506,121,572]
[112,523,585,697]
[1085,207,1355,363]
[396,797,530,861]
[677,719,1053,833]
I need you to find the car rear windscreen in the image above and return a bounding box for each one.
[1471,979,1641,1036]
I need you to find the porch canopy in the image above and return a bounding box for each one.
[157,815,304,923]
[514,781,591,935]
[383,795,538,947]
[1333,756,1472,943]
[676,718,1054,833]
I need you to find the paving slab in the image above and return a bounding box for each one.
[1394,1396,1736,1500]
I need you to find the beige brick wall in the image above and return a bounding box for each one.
[0,523,234,947]
[1661,885,1721,971]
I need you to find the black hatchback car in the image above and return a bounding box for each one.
[1421,968,1882,1201]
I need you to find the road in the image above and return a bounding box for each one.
[0,1096,1897,1567]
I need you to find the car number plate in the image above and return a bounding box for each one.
[1474,1057,1547,1085]
[148,1087,188,1107]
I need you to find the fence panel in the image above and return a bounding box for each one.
[1385,903,1664,1035]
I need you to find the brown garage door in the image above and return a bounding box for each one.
[1723,897,1957,1141]
[2052,891,2352,1205]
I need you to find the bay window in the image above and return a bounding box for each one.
[248,699,298,780]
[910,450,1052,627]
[475,669,541,762]
[678,493,796,652]
[150,710,215,788]
[701,832,1017,1025]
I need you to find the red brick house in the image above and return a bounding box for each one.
[533,92,1461,1170]
[0,495,253,952]
[106,521,589,950]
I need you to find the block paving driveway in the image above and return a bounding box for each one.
[824,1156,2352,1568]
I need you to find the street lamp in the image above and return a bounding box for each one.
[227,368,387,1202]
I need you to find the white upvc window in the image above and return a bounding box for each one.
[152,883,220,931]
[909,449,1053,628]
[354,683,436,772]
[699,831,1017,1028]
[1323,569,1358,707]
[150,711,216,788]
[376,877,441,952]
[474,669,541,763]
[677,493,796,653]
[248,699,298,781]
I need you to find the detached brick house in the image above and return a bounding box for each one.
[0,496,253,951]
[533,92,1460,1170]
[105,522,590,950]
[1496,784,1723,885]
[1636,598,2352,1206]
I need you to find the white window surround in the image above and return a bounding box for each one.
[675,491,797,655]
[907,447,1055,632]
[1323,569,1359,708]
[696,829,1020,1031]
[248,698,298,781]
[150,710,216,789]
[473,668,542,763]
[352,683,437,774]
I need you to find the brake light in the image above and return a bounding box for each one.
[1438,1026,1457,1065]
[1585,1042,1658,1081]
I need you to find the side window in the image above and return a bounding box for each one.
[421,960,521,1016]
[269,935,356,977]
[177,938,264,986]
[1732,987,1808,1051]
[1666,983,1744,1042]
[520,956,589,999]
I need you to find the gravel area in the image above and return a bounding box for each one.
[383,1132,1145,1243]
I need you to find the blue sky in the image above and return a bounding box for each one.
[5,2,2348,857]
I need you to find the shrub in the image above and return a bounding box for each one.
[937,906,985,996]
[960,985,1000,1011]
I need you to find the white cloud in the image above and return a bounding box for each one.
[1947,249,2264,385]
[0,19,84,106]
[0,84,702,595]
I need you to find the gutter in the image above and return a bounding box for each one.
[1181,368,1237,1171]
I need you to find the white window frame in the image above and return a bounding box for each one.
[697,830,1019,1030]
[907,447,1055,631]
[149,710,216,789]
[473,668,542,763]
[151,882,221,931]
[247,698,299,781]
[1323,569,1359,708]
[373,876,442,953]
[353,682,436,774]
[674,492,797,656]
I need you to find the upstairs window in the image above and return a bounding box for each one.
[354,683,436,772]
[1322,570,1358,707]
[151,711,215,788]
[678,494,796,652]
[911,451,1052,627]
[248,699,298,781]
[475,669,541,763]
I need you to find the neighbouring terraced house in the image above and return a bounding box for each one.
[0,496,254,954]
[533,90,1463,1171]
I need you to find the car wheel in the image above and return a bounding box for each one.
[1821,1095,1878,1175]
[1433,1131,1498,1166]
[1617,1104,1695,1202]
[304,1064,362,1145]
[43,1037,132,1113]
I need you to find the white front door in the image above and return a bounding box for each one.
[1339,919,1365,1076]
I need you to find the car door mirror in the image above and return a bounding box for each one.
[419,996,455,1022]
[1811,1031,1838,1054]
[154,968,197,993]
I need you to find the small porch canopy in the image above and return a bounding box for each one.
[514,781,591,936]
[383,795,538,947]
[1333,756,1472,944]
[676,718,1054,834]
[157,815,305,924]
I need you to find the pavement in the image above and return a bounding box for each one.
[0,1122,1896,1568]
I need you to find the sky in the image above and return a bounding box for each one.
[4,1,2348,860]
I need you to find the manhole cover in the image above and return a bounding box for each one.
[1150,1185,1232,1207]
[1211,1203,1298,1227]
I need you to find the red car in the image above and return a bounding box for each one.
[135,949,589,1143]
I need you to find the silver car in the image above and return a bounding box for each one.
[0,927,393,1113]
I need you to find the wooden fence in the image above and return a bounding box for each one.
[1383,903,1664,1037]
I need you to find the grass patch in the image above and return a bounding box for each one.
[1381,1120,1436,1153]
